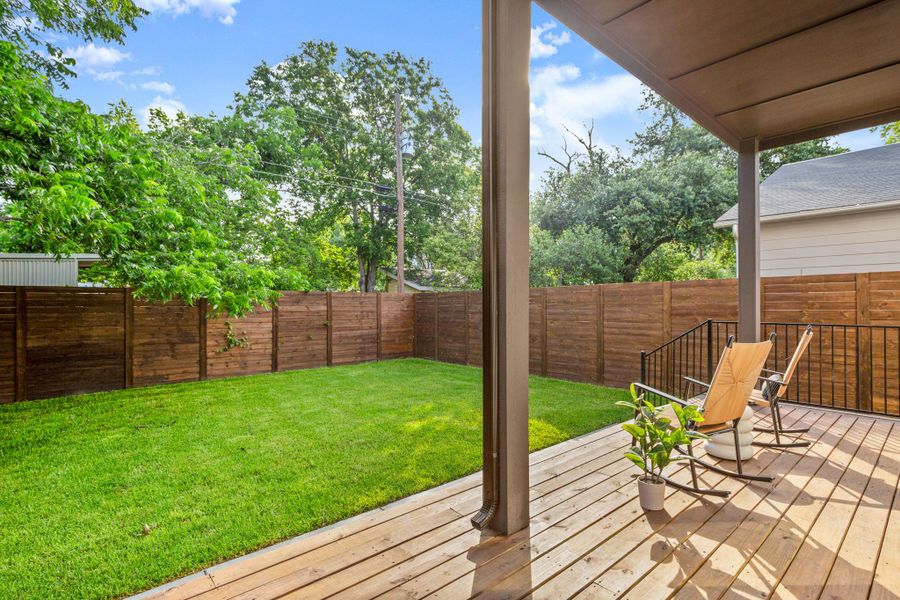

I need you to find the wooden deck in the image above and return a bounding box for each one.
[138,405,899,600]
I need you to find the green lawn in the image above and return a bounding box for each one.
[0,358,629,599]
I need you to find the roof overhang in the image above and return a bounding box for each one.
[535,0,900,151]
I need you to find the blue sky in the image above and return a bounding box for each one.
[60,0,884,184]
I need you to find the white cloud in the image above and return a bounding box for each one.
[140,81,176,94]
[64,43,130,68]
[93,70,124,82]
[131,66,161,76]
[137,0,239,24]
[530,63,644,150]
[140,96,188,125]
[531,21,571,59]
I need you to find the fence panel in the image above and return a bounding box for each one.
[24,288,126,400]
[379,293,414,359]
[545,286,599,383]
[277,292,329,371]
[435,292,468,364]
[206,306,273,378]
[330,293,378,365]
[413,294,437,359]
[133,299,200,386]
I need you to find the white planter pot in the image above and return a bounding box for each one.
[638,476,666,511]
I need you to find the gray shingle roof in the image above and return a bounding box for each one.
[715,143,900,227]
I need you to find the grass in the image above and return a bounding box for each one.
[0,358,629,599]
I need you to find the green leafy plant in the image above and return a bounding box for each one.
[616,383,707,484]
[218,321,249,353]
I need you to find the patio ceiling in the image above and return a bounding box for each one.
[535,0,900,150]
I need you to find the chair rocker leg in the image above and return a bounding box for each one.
[753,438,809,449]
[684,453,775,483]
[659,473,731,498]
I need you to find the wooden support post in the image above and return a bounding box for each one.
[856,273,872,411]
[475,0,531,535]
[198,299,208,381]
[272,302,280,372]
[376,292,382,361]
[326,292,333,367]
[737,137,761,342]
[15,287,26,402]
[124,289,134,388]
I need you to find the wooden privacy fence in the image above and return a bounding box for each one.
[413,272,900,397]
[0,288,413,403]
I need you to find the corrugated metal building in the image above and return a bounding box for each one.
[0,253,102,286]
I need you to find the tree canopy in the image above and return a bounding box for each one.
[530,90,848,285]
[231,41,480,291]
[0,0,145,86]
[0,40,320,314]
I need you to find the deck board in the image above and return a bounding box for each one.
[137,405,900,600]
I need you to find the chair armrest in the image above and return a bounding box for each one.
[683,376,710,389]
[761,368,784,375]
[758,375,784,389]
[632,383,688,407]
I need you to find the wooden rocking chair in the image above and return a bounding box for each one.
[750,324,814,449]
[634,335,775,498]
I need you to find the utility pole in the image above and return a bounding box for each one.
[394,92,405,293]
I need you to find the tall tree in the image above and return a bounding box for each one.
[0,0,145,86]
[531,90,848,284]
[234,41,479,292]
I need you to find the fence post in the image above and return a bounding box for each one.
[706,318,713,383]
[326,292,333,367]
[595,285,604,384]
[271,302,279,372]
[541,288,549,377]
[463,292,470,365]
[856,273,872,411]
[198,299,207,381]
[15,286,26,402]
[376,292,382,361]
[433,293,439,360]
[124,289,134,388]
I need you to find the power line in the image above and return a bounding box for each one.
[153,137,456,206]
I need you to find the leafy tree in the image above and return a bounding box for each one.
[530,225,622,287]
[233,41,479,291]
[635,239,735,282]
[0,42,312,314]
[531,90,848,284]
[878,121,900,144]
[0,0,145,86]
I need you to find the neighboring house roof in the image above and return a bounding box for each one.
[381,271,433,291]
[715,143,900,228]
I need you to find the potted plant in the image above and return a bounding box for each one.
[617,384,706,511]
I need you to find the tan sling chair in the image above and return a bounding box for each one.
[634,336,774,498]
[749,324,814,449]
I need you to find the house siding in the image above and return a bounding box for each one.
[758,208,900,276]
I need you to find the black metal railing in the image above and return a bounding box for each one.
[641,320,900,418]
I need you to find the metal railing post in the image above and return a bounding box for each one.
[706,318,713,382]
